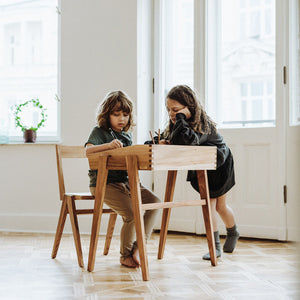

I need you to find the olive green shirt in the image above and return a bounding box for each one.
[85,126,132,187]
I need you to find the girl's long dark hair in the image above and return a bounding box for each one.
[164,85,217,139]
[96,90,134,132]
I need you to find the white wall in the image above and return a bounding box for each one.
[60,0,138,145]
[0,0,153,234]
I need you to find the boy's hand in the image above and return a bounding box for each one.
[177,106,191,120]
[109,139,123,149]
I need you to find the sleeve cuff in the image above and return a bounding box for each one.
[175,113,186,120]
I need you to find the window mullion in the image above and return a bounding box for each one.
[153,0,164,130]
[194,0,206,106]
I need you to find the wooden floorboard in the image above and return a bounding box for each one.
[0,231,299,299]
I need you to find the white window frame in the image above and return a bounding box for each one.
[289,0,300,125]
[154,0,165,130]
[154,0,195,130]
[154,0,282,130]
[0,0,61,143]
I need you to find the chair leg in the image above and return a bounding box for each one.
[103,213,117,255]
[67,197,84,268]
[51,199,68,259]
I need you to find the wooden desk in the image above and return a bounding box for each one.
[87,144,217,281]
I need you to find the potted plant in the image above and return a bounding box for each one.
[14,99,47,143]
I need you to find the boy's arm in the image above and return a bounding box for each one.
[85,140,123,155]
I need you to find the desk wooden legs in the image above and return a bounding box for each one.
[157,170,216,266]
[126,155,149,281]
[158,170,177,259]
[87,156,108,272]
[87,156,216,277]
[197,170,217,266]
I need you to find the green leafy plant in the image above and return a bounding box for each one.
[14,99,48,132]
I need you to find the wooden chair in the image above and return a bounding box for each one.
[51,145,117,267]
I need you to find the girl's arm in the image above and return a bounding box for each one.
[171,113,230,168]
[170,113,205,145]
[85,139,123,155]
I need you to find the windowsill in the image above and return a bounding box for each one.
[1,136,61,145]
[0,142,60,145]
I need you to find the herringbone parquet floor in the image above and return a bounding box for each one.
[0,231,299,299]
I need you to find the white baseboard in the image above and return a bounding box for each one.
[154,217,197,233]
[155,219,296,242]
[0,213,122,235]
[287,227,300,242]
[235,225,284,240]
[1,214,296,242]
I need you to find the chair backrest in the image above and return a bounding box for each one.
[56,145,87,200]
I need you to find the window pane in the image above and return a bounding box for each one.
[250,12,260,38]
[265,9,272,35]
[162,0,194,96]
[240,83,247,97]
[251,81,263,96]
[0,0,58,141]
[208,0,275,128]
[252,99,263,120]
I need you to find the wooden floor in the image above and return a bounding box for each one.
[0,231,299,299]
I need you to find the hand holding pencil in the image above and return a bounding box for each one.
[149,129,170,144]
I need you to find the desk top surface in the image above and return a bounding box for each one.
[87,144,216,171]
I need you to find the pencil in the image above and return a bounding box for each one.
[149,130,155,144]
[158,129,160,144]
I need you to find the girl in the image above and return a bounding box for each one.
[154,85,239,260]
[85,90,160,268]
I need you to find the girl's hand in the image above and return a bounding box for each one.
[177,106,191,120]
[109,139,123,149]
[159,139,170,145]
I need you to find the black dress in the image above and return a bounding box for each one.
[152,113,235,198]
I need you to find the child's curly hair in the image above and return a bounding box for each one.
[164,85,217,139]
[97,90,134,132]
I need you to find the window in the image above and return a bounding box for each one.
[240,0,274,39]
[235,80,274,126]
[0,0,59,142]
[155,0,194,129]
[207,0,276,128]
[155,0,276,129]
[163,0,194,91]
